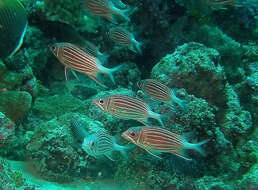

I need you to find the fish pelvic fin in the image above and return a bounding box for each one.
[71,69,80,81]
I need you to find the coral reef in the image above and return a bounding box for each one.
[0,0,256,189]
[151,42,227,107]
[0,91,32,122]
[0,157,35,189]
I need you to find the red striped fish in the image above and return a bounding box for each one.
[50,42,122,87]
[201,0,240,9]
[122,126,209,160]
[82,131,134,161]
[84,0,130,22]
[93,95,167,127]
[108,27,142,54]
[138,79,186,110]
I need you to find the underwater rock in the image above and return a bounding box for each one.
[0,112,15,145]
[27,116,85,182]
[36,0,100,33]
[220,84,253,140]
[0,157,35,189]
[194,176,235,190]
[0,91,32,122]
[151,42,227,107]
[187,25,246,83]
[27,113,114,182]
[115,62,141,90]
[0,58,38,98]
[239,163,258,189]
[33,94,86,120]
[0,60,30,89]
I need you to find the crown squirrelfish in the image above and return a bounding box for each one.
[93,95,168,127]
[122,126,209,160]
[108,27,142,54]
[84,0,130,23]
[50,42,122,87]
[82,131,134,161]
[138,79,186,110]
[201,0,241,9]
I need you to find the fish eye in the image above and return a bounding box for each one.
[50,46,56,52]
[130,131,136,137]
[99,99,104,105]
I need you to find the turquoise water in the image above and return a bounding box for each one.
[0,0,257,189]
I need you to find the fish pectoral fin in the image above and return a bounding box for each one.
[64,66,69,81]
[88,74,107,88]
[144,148,162,159]
[105,153,116,161]
[71,70,80,81]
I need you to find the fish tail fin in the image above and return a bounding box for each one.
[149,111,173,128]
[131,39,142,54]
[106,64,124,85]
[112,4,131,22]
[113,137,136,159]
[119,7,131,22]
[170,89,187,111]
[99,52,110,64]
[183,137,210,157]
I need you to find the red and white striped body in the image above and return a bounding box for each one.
[93,95,165,127]
[108,27,142,54]
[109,27,133,47]
[122,126,209,160]
[50,42,121,86]
[138,79,172,103]
[84,0,129,22]
[138,79,186,110]
[52,42,99,73]
[201,0,239,9]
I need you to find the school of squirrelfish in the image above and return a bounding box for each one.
[49,0,210,161]
[1,0,216,163]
